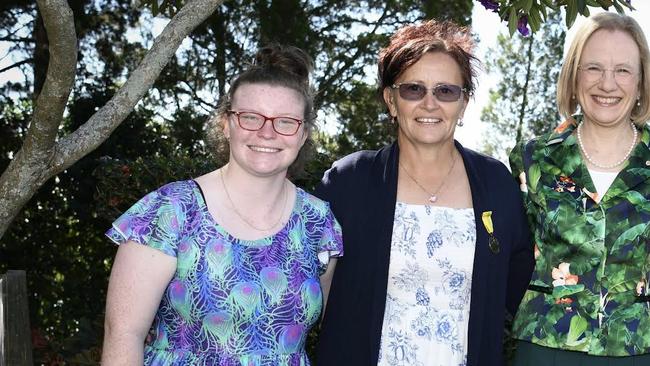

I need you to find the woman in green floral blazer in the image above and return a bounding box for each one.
[509,12,650,365]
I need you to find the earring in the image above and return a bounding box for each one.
[391,116,397,124]
[638,96,641,107]
[457,118,464,127]
[572,95,576,100]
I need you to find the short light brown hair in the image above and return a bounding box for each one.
[557,12,650,126]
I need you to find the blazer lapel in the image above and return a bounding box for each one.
[368,142,400,362]
[457,140,490,366]
[542,117,603,204]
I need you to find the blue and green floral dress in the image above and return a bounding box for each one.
[106,180,343,365]
[509,116,650,356]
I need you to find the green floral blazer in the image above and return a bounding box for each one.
[509,115,650,356]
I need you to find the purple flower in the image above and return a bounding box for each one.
[479,0,499,12]
[517,15,530,36]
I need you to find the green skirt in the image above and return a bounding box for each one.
[512,341,650,366]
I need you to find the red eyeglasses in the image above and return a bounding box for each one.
[228,110,303,136]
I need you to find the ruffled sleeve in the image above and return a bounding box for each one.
[316,203,343,274]
[105,182,188,257]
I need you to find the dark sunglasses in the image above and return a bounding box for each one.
[391,83,466,102]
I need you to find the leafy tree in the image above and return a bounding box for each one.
[477,0,633,36]
[0,0,223,239]
[1,1,474,362]
[480,10,565,160]
[0,0,637,245]
[0,0,218,362]
[0,0,635,363]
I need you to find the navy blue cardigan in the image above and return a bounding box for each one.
[314,141,534,366]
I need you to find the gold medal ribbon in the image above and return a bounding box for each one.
[482,211,500,254]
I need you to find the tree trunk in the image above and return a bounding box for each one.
[516,36,535,144]
[0,0,224,239]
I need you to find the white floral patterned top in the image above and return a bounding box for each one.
[378,202,476,366]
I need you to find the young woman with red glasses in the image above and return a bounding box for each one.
[315,20,534,366]
[101,44,342,365]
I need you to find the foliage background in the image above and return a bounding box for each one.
[0,0,473,363]
[0,0,596,363]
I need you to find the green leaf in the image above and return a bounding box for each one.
[608,278,636,294]
[613,1,624,14]
[528,163,541,193]
[621,0,635,10]
[599,0,614,8]
[566,1,578,28]
[610,223,646,254]
[577,0,587,14]
[533,5,547,23]
[566,315,588,346]
[618,190,648,206]
[552,284,585,298]
[528,8,541,33]
[538,3,548,21]
[523,0,534,12]
[508,8,519,37]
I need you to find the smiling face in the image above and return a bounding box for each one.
[577,29,641,129]
[224,83,307,178]
[383,52,467,150]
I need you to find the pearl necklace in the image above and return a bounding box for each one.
[220,168,288,232]
[399,152,457,204]
[576,120,637,170]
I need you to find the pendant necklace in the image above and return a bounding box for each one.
[220,168,288,232]
[399,151,457,204]
[576,120,637,169]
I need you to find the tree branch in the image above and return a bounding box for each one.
[0,58,33,75]
[51,0,224,173]
[515,36,534,144]
[0,0,77,237]
[0,0,225,238]
[179,80,217,112]
[27,0,77,158]
[315,8,391,110]
[0,36,35,43]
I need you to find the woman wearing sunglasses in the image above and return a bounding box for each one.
[101,44,343,365]
[315,20,534,366]
[509,13,650,365]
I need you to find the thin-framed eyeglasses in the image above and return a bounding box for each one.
[391,83,466,102]
[577,63,638,84]
[228,110,303,136]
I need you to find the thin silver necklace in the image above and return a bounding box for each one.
[399,152,457,204]
[220,168,287,232]
[576,120,637,170]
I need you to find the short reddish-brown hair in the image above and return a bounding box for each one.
[378,20,479,103]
